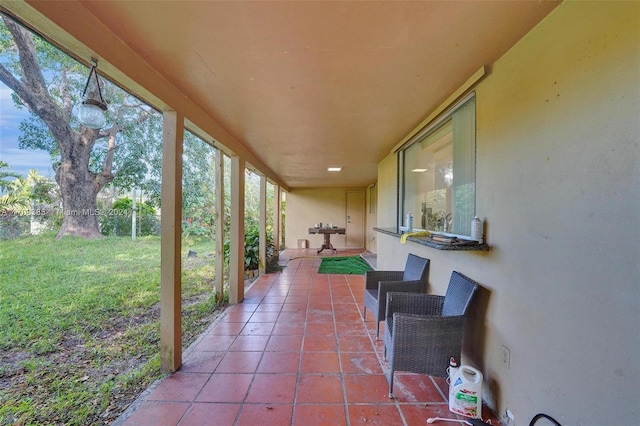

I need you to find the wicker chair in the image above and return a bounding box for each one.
[363,254,430,339]
[383,270,479,398]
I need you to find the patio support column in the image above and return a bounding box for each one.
[214,148,224,301]
[229,155,245,304]
[273,185,281,254]
[259,175,267,276]
[160,110,183,372]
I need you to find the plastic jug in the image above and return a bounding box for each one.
[406,212,413,232]
[471,216,484,243]
[448,364,483,418]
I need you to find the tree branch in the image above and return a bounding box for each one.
[0,60,24,97]
[60,68,74,119]
[1,17,75,151]
[102,132,118,177]
[94,129,119,190]
[4,19,47,94]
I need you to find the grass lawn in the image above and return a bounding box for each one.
[0,234,225,425]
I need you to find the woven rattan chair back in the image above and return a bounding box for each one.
[362,253,430,339]
[402,254,430,281]
[442,271,479,316]
[383,270,480,397]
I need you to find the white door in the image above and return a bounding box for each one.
[345,191,365,248]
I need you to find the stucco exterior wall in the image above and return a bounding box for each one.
[375,2,639,424]
[365,184,378,253]
[376,154,398,229]
[284,187,366,250]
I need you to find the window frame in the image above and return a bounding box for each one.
[398,92,476,238]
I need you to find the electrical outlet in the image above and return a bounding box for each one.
[503,409,515,426]
[501,345,511,369]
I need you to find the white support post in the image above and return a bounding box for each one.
[229,155,245,304]
[159,110,183,372]
[259,175,267,276]
[273,185,281,254]
[214,148,225,301]
[131,188,137,241]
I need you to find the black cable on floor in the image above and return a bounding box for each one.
[530,413,562,426]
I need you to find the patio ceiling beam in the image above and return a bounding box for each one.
[1,0,289,192]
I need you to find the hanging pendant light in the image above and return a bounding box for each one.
[77,59,107,129]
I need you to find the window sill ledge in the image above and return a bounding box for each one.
[374,227,490,252]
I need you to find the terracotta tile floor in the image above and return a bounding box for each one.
[116,249,501,426]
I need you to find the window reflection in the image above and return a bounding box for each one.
[401,95,476,236]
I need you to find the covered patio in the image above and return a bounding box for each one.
[1,1,637,425]
[115,249,501,426]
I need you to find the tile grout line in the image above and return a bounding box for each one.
[290,257,311,425]
[328,273,352,426]
[233,270,275,426]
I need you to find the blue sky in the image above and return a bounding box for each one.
[0,82,53,178]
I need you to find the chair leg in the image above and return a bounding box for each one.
[388,369,394,398]
[363,306,366,320]
[376,321,380,340]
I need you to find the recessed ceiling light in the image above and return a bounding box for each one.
[328,167,342,172]
[411,168,428,173]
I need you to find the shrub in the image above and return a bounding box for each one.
[224,223,277,272]
[100,197,160,237]
[0,213,29,240]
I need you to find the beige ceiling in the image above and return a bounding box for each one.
[8,1,560,189]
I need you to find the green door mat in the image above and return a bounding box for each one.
[318,256,372,275]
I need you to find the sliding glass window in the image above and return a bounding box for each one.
[400,94,476,236]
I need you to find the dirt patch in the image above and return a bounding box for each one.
[0,294,226,425]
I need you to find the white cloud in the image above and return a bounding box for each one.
[0,84,13,101]
[0,82,51,176]
[0,84,31,127]
[0,145,52,177]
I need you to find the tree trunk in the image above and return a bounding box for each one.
[55,134,103,239]
[56,182,102,239]
[1,18,117,239]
